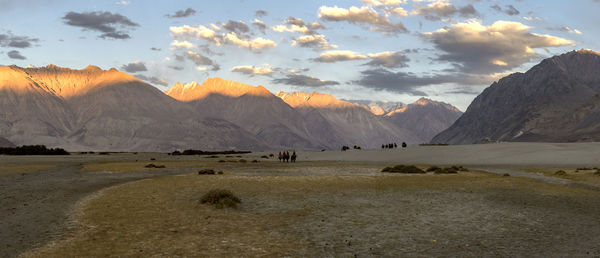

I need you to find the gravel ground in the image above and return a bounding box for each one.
[0,155,189,258]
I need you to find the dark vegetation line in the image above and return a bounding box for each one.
[0,145,69,155]
[170,149,251,155]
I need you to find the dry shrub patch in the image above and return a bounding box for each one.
[200,189,241,209]
[381,165,425,174]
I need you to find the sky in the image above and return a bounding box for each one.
[0,0,598,110]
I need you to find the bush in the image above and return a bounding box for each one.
[426,166,441,172]
[0,145,70,155]
[198,169,216,175]
[555,170,567,176]
[251,160,258,163]
[381,165,425,174]
[593,170,600,176]
[260,155,269,159]
[218,160,226,163]
[200,189,241,209]
[503,173,510,177]
[239,159,247,163]
[451,165,469,171]
[145,164,166,168]
[434,167,458,174]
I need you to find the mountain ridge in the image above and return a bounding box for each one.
[432,50,600,144]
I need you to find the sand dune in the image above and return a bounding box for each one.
[297,142,600,168]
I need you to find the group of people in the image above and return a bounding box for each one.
[382,142,407,149]
[278,151,297,163]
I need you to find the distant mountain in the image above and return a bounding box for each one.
[346,100,404,116]
[0,137,14,147]
[276,91,420,148]
[166,79,327,149]
[0,65,267,151]
[385,98,462,143]
[432,50,600,144]
[0,65,464,151]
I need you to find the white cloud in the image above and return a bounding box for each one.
[224,32,276,50]
[365,50,409,68]
[115,1,129,5]
[423,20,575,73]
[315,50,367,62]
[230,65,274,76]
[318,5,407,34]
[170,40,196,49]
[292,34,338,50]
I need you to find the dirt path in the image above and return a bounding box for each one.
[0,159,187,258]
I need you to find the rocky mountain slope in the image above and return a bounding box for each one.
[385,98,462,143]
[347,100,404,116]
[432,50,600,144]
[0,64,463,151]
[276,91,420,148]
[0,65,267,151]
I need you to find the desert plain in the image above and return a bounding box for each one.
[2,142,600,257]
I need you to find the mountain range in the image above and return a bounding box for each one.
[432,49,600,144]
[0,64,461,151]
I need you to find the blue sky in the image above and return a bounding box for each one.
[1,0,598,110]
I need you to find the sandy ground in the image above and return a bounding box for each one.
[1,142,600,257]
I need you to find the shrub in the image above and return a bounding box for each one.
[260,155,269,159]
[251,160,258,163]
[434,167,458,174]
[426,166,441,172]
[503,173,510,177]
[593,170,600,176]
[200,189,241,209]
[145,164,165,168]
[239,159,247,163]
[198,169,216,175]
[555,170,567,176]
[218,160,226,163]
[381,165,425,174]
[451,165,468,171]
[0,145,70,155]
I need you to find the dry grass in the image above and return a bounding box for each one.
[525,168,600,187]
[0,164,54,177]
[29,165,600,257]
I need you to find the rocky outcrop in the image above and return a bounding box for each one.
[432,50,600,144]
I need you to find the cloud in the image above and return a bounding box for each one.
[292,34,338,50]
[230,65,274,76]
[423,20,574,73]
[272,74,339,87]
[252,19,267,34]
[165,8,196,18]
[255,10,268,17]
[115,1,129,5]
[120,61,147,73]
[548,26,582,35]
[491,4,520,16]
[0,32,39,48]
[150,47,161,51]
[318,5,407,34]
[364,51,409,68]
[62,11,139,39]
[411,1,479,21]
[314,50,367,62]
[170,24,276,51]
[362,0,405,6]
[185,50,214,66]
[224,32,276,50]
[170,25,222,45]
[168,65,184,71]
[271,16,323,35]
[222,20,249,34]
[170,40,196,49]
[7,50,25,60]
[354,69,501,95]
[135,74,168,86]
